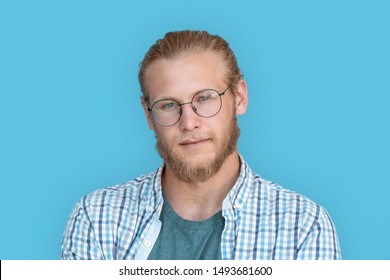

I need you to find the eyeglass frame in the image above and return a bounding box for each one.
[145,86,231,127]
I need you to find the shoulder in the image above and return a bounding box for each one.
[239,157,327,217]
[254,173,323,209]
[249,172,332,229]
[253,174,313,203]
[77,168,162,213]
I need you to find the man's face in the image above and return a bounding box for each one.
[142,51,247,183]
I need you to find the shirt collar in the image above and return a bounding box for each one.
[224,154,254,211]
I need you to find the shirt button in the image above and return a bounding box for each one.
[234,203,243,210]
[146,206,154,212]
[144,240,152,247]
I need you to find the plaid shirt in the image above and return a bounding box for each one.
[61,156,341,260]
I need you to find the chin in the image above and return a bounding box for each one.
[178,147,216,164]
[185,148,216,160]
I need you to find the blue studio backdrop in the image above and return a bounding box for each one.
[0,0,389,259]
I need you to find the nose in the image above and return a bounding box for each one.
[178,103,201,131]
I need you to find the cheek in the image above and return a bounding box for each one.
[220,94,236,117]
[155,127,175,144]
[213,107,236,138]
[208,119,229,143]
[216,100,236,125]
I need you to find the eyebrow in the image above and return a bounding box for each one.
[150,88,216,104]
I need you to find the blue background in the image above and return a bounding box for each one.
[1,0,389,260]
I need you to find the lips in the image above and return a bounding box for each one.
[179,138,210,146]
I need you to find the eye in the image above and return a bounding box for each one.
[157,100,178,111]
[194,90,217,103]
[198,95,210,101]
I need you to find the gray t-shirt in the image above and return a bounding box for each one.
[148,193,225,260]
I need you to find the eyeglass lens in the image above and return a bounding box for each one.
[151,89,223,126]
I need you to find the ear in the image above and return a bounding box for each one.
[140,96,156,131]
[234,79,248,115]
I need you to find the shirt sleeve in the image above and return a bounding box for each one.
[61,196,104,260]
[296,207,341,260]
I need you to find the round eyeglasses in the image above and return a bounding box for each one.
[147,87,230,126]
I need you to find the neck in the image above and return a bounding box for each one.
[162,151,241,221]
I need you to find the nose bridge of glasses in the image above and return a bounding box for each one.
[179,101,197,113]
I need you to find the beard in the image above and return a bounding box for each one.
[155,116,240,183]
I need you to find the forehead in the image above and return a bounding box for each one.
[144,51,228,102]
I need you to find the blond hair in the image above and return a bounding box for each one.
[138,30,242,98]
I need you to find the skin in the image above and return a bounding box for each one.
[141,51,248,221]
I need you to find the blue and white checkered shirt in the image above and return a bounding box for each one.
[61,156,341,260]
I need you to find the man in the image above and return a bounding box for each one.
[61,30,341,260]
